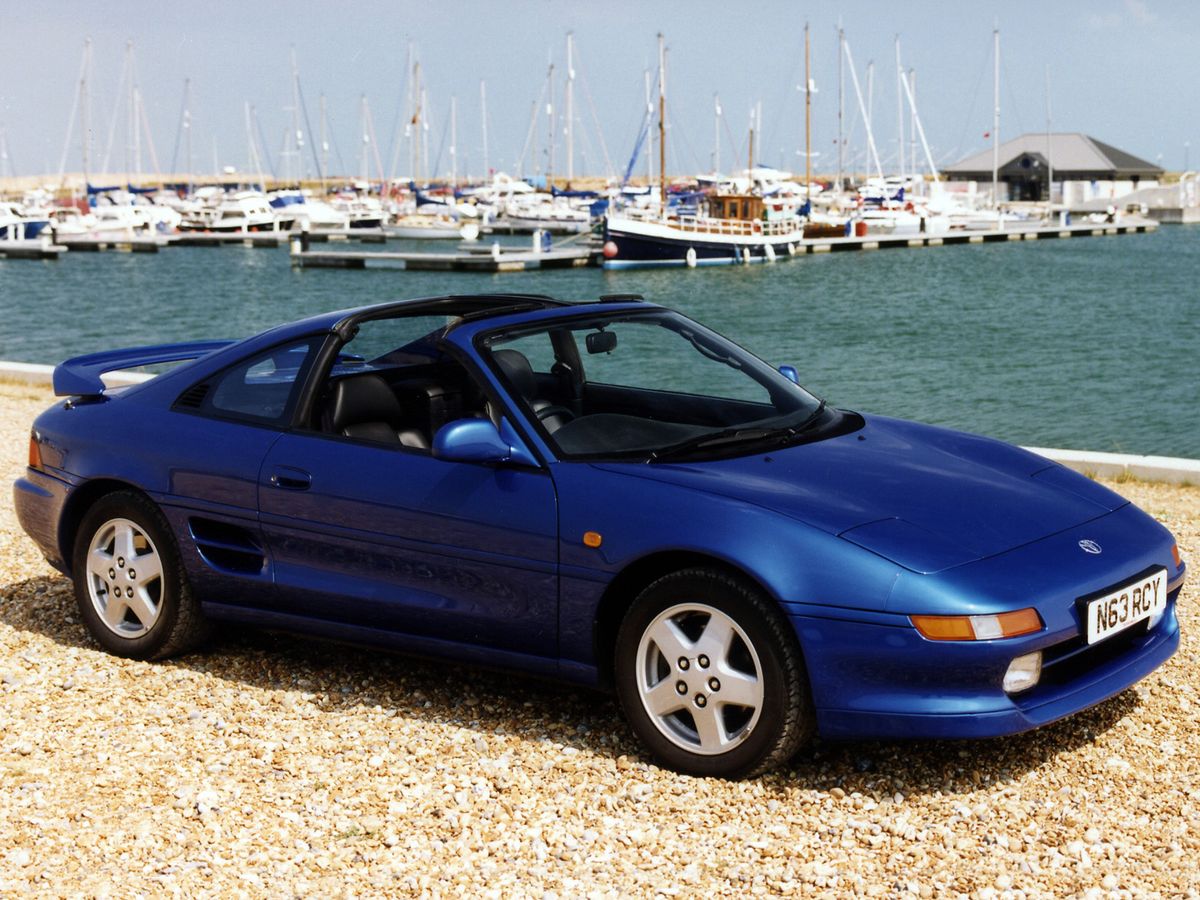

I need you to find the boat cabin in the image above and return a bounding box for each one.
[708,194,764,222]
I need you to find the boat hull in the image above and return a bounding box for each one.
[602,218,805,269]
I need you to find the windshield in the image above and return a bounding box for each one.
[480,310,825,461]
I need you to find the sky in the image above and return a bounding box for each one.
[1,0,1196,183]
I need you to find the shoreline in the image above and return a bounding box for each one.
[1,362,1193,485]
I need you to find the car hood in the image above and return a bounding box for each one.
[594,414,1125,573]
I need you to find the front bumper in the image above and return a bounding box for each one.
[790,503,1186,741]
[800,598,1180,740]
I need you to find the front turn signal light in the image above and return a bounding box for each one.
[1173,543,1183,569]
[911,608,1043,641]
[28,432,42,470]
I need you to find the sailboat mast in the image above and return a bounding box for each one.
[894,36,904,181]
[421,89,431,185]
[747,108,754,186]
[480,80,489,176]
[643,69,652,187]
[566,32,575,183]
[183,78,192,189]
[992,25,1000,206]
[319,93,328,190]
[657,34,666,209]
[1045,65,1053,203]
[713,94,721,173]
[450,95,457,187]
[546,63,555,188]
[909,69,917,180]
[81,38,92,189]
[359,94,369,183]
[805,22,812,205]
[837,27,844,193]
[290,47,304,182]
[413,62,422,184]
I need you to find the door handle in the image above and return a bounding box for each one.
[269,466,312,491]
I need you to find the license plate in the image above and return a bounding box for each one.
[1085,569,1167,645]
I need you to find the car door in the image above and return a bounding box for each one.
[160,337,323,609]
[257,431,559,659]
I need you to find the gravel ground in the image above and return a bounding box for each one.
[0,381,1196,898]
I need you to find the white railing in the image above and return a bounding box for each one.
[661,215,799,238]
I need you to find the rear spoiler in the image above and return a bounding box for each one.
[53,340,235,397]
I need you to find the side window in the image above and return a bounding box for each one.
[489,330,557,375]
[180,339,320,426]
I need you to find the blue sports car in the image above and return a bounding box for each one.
[14,293,1185,777]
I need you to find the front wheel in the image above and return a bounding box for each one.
[72,490,208,660]
[614,568,815,778]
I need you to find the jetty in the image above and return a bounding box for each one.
[798,219,1157,254]
[53,235,162,253]
[289,237,597,272]
[0,239,65,260]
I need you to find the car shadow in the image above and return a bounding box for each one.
[1,573,1143,797]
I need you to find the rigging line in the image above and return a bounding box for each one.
[254,111,278,179]
[168,81,187,175]
[619,72,654,187]
[516,76,548,174]
[101,52,131,174]
[382,63,410,183]
[325,109,348,180]
[56,46,88,180]
[429,104,450,180]
[761,49,806,166]
[295,80,325,182]
[137,93,162,178]
[575,57,614,177]
[664,96,703,177]
[365,101,386,184]
[951,33,992,164]
[722,114,743,171]
[1001,50,1025,137]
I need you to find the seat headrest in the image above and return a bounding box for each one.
[491,348,537,397]
[327,374,404,433]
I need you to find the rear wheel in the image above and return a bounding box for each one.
[614,568,815,778]
[72,490,208,659]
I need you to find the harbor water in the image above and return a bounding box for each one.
[0,227,1196,458]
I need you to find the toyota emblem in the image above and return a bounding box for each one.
[1078,540,1103,555]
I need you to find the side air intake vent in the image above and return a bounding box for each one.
[176,383,210,409]
[188,518,266,575]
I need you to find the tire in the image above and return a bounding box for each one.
[72,490,209,660]
[614,568,815,778]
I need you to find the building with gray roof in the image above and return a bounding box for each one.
[944,134,1163,205]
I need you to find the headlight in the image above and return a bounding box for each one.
[910,608,1043,641]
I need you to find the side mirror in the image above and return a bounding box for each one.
[778,365,800,385]
[432,418,538,466]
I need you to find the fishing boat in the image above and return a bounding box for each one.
[602,34,805,268]
[602,193,805,268]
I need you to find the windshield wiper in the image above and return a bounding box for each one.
[793,398,827,432]
[647,401,829,463]
[649,424,796,462]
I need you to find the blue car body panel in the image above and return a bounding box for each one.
[14,294,1186,742]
